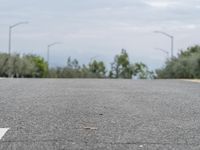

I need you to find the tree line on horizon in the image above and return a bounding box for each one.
[0,45,199,79]
[0,49,154,79]
[48,49,154,79]
[156,45,200,79]
[0,53,48,78]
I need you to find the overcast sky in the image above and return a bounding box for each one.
[0,0,200,69]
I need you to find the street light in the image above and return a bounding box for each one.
[154,31,174,58]
[47,42,61,68]
[8,21,29,55]
[155,48,169,58]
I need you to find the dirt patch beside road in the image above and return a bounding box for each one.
[184,79,200,83]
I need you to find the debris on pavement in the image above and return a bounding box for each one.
[139,145,144,148]
[83,127,98,130]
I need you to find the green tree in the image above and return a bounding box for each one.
[67,57,80,69]
[131,63,154,79]
[110,49,132,78]
[88,60,106,78]
[24,55,48,78]
[156,45,200,79]
[0,53,10,77]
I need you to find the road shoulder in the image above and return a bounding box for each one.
[183,79,200,83]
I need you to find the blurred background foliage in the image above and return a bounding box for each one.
[0,49,153,79]
[0,45,199,79]
[156,45,200,79]
[0,53,48,78]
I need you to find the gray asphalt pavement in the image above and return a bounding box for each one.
[0,79,199,150]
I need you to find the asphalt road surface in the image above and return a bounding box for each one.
[0,79,199,150]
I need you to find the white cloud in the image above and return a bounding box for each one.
[144,0,178,8]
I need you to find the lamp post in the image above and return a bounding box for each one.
[47,42,61,69]
[155,48,169,58]
[8,21,28,55]
[154,31,174,58]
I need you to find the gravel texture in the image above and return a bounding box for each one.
[0,79,199,150]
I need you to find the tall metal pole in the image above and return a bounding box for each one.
[47,42,60,69]
[155,48,169,58]
[47,45,50,68]
[8,27,11,55]
[8,21,28,55]
[171,36,174,58]
[154,31,174,58]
